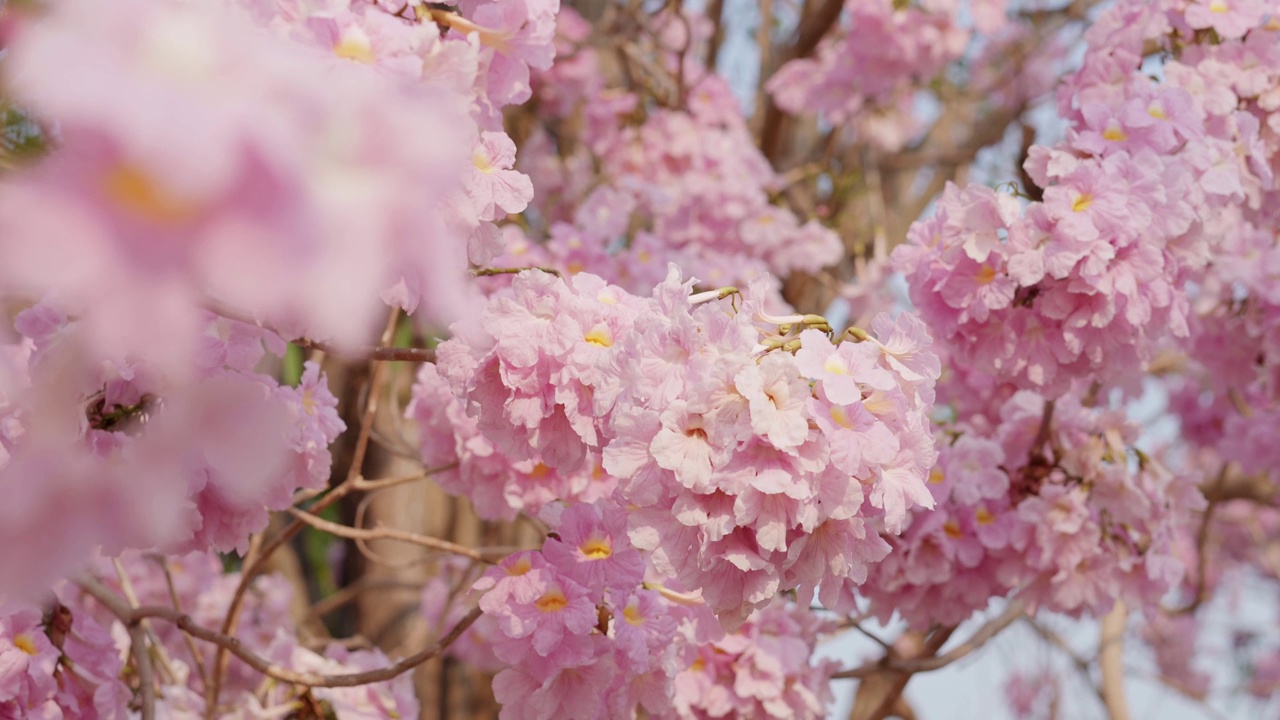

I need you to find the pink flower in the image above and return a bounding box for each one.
[649,402,721,493]
[1184,0,1265,40]
[479,559,597,667]
[734,354,811,451]
[492,639,616,720]
[0,606,59,707]
[944,436,1009,504]
[794,329,894,405]
[608,590,677,674]
[542,502,645,594]
[467,131,534,221]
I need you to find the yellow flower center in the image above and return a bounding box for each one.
[334,33,375,63]
[1102,124,1128,142]
[823,355,848,376]
[1209,0,1228,13]
[829,405,854,430]
[103,164,194,223]
[13,634,37,656]
[623,604,645,626]
[975,507,996,525]
[943,520,963,539]
[535,589,569,613]
[506,556,533,576]
[472,152,495,174]
[928,467,945,484]
[1072,193,1093,212]
[528,463,551,479]
[1148,104,1168,120]
[580,537,612,560]
[975,265,997,285]
[584,326,614,348]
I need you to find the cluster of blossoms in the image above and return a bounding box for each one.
[0,595,127,717]
[1144,3,1280,699]
[422,266,940,627]
[421,509,837,720]
[0,550,415,717]
[483,9,842,300]
[0,0,556,591]
[860,389,1204,628]
[767,0,1058,152]
[0,306,342,596]
[767,0,974,151]
[894,1,1278,398]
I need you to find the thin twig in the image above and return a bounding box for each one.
[204,299,436,363]
[112,558,179,686]
[77,575,483,689]
[287,508,494,564]
[1167,499,1217,615]
[832,599,1028,679]
[155,556,210,690]
[292,340,436,364]
[351,463,459,492]
[210,307,403,713]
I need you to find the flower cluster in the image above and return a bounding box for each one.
[467,507,837,719]
[429,266,939,626]
[484,9,842,301]
[860,391,1203,628]
[888,0,1280,398]
[0,307,342,597]
[0,0,555,593]
[0,600,127,718]
[767,0,970,151]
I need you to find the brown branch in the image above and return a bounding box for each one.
[287,508,494,564]
[203,299,436,364]
[77,576,483,690]
[292,340,436,364]
[833,598,1028,679]
[129,622,156,720]
[210,307,403,713]
[757,0,843,161]
[703,0,726,69]
[352,463,459,492]
[754,0,774,132]
[1167,499,1217,615]
[156,556,210,690]
[1099,602,1131,720]
[1031,398,1057,459]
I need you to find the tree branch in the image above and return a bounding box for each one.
[211,307,403,713]
[77,575,483,690]
[1099,602,1131,720]
[833,598,1028,679]
[128,622,156,720]
[286,508,496,564]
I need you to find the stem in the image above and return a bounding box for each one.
[78,576,482,690]
[286,508,495,563]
